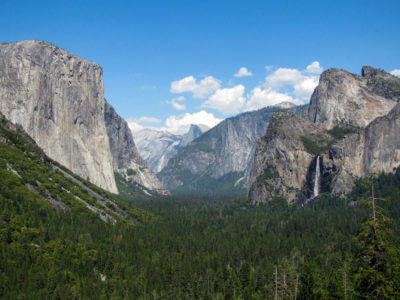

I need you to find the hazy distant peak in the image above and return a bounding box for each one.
[273,101,298,109]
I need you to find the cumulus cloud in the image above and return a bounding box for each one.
[265,68,304,88]
[170,75,221,99]
[164,110,222,134]
[390,69,400,77]
[306,61,323,74]
[202,85,246,114]
[293,76,319,99]
[126,116,162,133]
[245,87,302,112]
[127,121,144,133]
[171,101,186,111]
[135,116,162,124]
[168,96,186,111]
[234,67,253,77]
[264,62,323,100]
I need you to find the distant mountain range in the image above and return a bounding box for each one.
[157,103,306,196]
[132,124,209,173]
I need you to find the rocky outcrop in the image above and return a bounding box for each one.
[0,40,118,193]
[104,102,167,194]
[249,67,400,205]
[248,112,331,204]
[321,103,400,195]
[159,104,305,195]
[307,67,398,130]
[181,124,209,147]
[133,124,208,173]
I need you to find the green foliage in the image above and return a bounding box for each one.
[327,125,357,139]
[301,125,357,155]
[126,168,136,176]
[300,135,332,155]
[173,170,247,197]
[352,175,400,298]
[2,167,400,298]
[257,165,276,183]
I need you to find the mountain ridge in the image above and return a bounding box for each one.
[133,124,208,173]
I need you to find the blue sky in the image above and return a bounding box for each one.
[1,0,400,134]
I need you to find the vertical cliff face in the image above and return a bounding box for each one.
[249,67,400,205]
[104,102,167,194]
[321,103,400,195]
[159,105,305,195]
[248,112,331,204]
[307,67,398,130]
[0,40,118,193]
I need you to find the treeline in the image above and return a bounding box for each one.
[1,166,400,298]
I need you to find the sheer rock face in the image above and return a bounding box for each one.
[0,40,166,195]
[0,40,118,193]
[307,67,398,130]
[104,102,167,194]
[322,103,400,195]
[248,112,330,204]
[249,67,400,205]
[159,105,305,194]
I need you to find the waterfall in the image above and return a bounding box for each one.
[313,156,320,197]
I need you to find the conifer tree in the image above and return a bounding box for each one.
[353,175,399,299]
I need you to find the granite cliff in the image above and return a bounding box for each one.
[249,67,400,204]
[105,102,167,194]
[0,40,165,194]
[321,103,400,196]
[307,67,398,129]
[158,104,305,195]
[248,112,331,204]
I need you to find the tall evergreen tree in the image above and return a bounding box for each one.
[353,175,399,299]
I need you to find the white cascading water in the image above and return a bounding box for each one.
[313,156,320,197]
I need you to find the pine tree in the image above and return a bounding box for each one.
[353,175,399,299]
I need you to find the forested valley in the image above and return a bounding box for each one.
[2,160,400,298]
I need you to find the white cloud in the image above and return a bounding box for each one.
[265,68,304,88]
[234,67,253,77]
[171,101,186,110]
[245,87,303,112]
[170,75,221,99]
[390,69,400,77]
[168,96,187,111]
[127,121,144,133]
[164,110,222,134]
[264,62,322,100]
[202,85,246,114]
[126,116,162,133]
[293,76,319,99]
[265,65,273,71]
[306,61,323,74]
[135,116,162,124]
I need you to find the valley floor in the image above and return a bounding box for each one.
[1,169,400,298]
